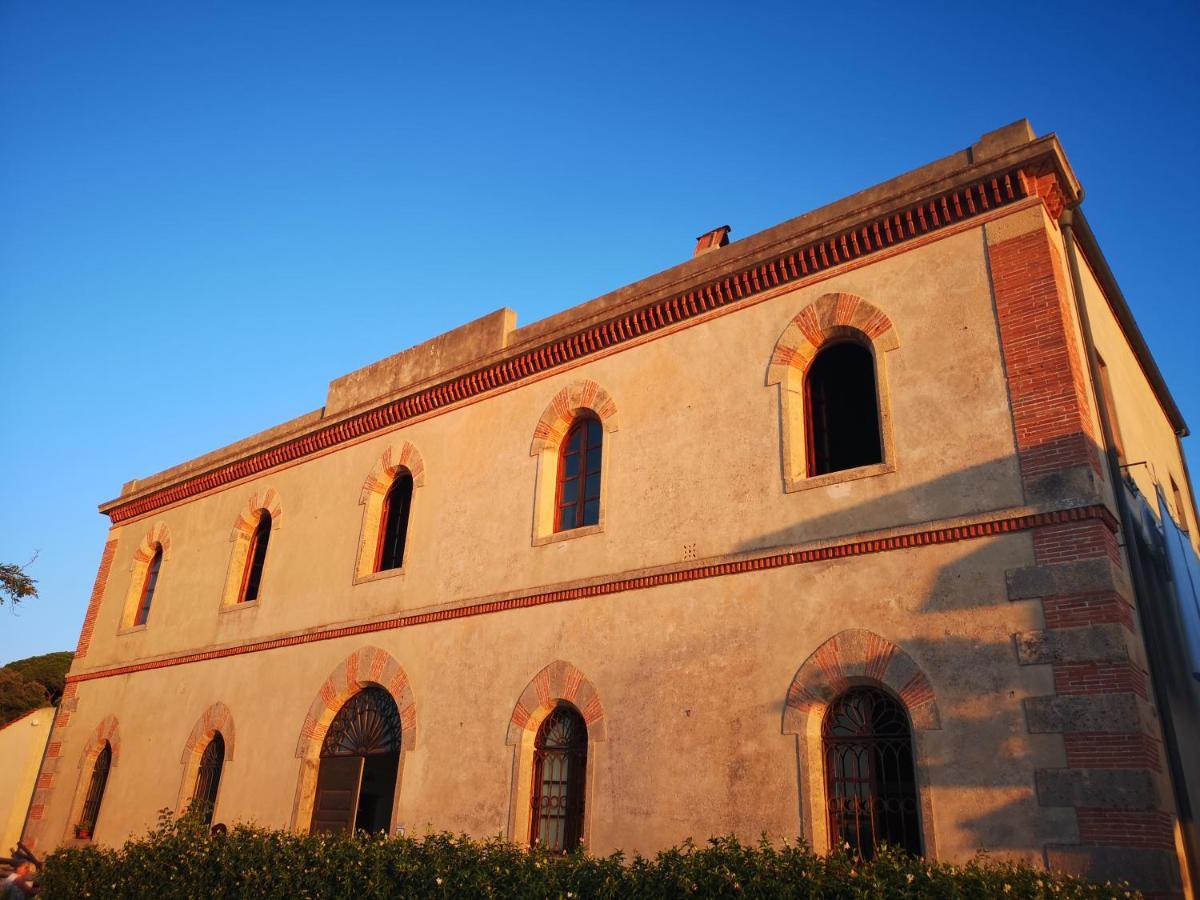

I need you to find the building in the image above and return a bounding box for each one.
[0,707,53,857]
[22,121,1200,895]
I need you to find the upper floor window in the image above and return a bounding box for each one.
[134,546,163,627]
[78,741,112,839]
[555,417,602,532]
[239,512,272,603]
[376,472,413,572]
[805,341,883,476]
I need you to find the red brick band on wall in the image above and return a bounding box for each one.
[68,504,1115,687]
[74,538,118,660]
[105,168,1037,525]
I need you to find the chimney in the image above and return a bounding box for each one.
[694,225,731,258]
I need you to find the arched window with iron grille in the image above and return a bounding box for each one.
[822,686,921,858]
[135,546,163,626]
[805,340,883,476]
[310,686,402,835]
[193,733,225,825]
[239,513,272,603]
[376,473,414,572]
[77,742,112,839]
[555,417,602,532]
[530,703,588,851]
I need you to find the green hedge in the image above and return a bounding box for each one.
[41,812,1137,899]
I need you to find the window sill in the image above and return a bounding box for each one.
[533,522,604,547]
[218,600,260,615]
[784,462,895,493]
[353,566,407,586]
[116,623,148,636]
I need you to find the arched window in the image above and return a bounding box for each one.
[376,473,413,572]
[805,341,883,476]
[530,703,588,851]
[311,687,401,835]
[239,513,272,603]
[555,418,602,532]
[78,742,112,839]
[134,546,163,626]
[822,687,921,858]
[193,733,225,825]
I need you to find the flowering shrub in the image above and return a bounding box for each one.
[41,811,1137,899]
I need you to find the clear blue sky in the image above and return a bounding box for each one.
[2,2,1198,664]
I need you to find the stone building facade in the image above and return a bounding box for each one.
[22,122,1200,894]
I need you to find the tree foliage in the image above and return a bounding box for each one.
[41,811,1138,899]
[0,651,72,725]
[0,559,39,607]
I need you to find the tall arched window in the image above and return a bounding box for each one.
[193,733,225,825]
[78,742,112,839]
[239,513,272,603]
[823,687,921,858]
[530,703,588,851]
[555,418,602,532]
[376,473,413,572]
[311,687,401,834]
[805,341,883,476]
[134,546,163,626]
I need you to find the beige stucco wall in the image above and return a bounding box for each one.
[38,211,1099,861]
[0,708,52,855]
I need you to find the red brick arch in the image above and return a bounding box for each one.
[529,380,618,456]
[294,646,417,759]
[229,488,282,541]
[359,441,427,503]
[133,521,172,565]
[767,292,899,388]
[179,702,235,763]
[79,714,123,768]
[506,659,607,744]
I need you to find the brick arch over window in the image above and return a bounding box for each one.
[782,629,939,855]
[119,523,172,629]
[529,381,618,544]
[354,441,426,580]
[177,702,235,813]
[767,293,899,492]
[221,490,282,607]
[61,715,122,843]
[505,660,606,845]
[528,380,619,456]
[290,646,417,830]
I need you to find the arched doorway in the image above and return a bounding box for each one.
[530,703,588,851]
[822,686,922,858]
[310,686,401,834]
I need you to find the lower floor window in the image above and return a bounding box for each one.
[823,687,921,858]
[530,703,587,851]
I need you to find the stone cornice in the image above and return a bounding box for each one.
[71,502,1116,685]
[102,140,1077,524]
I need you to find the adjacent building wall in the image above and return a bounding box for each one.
[0,708,52,855]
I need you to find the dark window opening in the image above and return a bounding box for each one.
[135,546,163,626]
[79,742,112,837]
[1096,354,1126,465]
[823,687,922,859]
[530,703,588,852]
[805,341,883,476]
[376,473,413,572]
[311,686,401,835]
[194,733,225,825]
[240,513,272,603]
[555,418,602,532]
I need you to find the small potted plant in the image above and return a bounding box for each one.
[73,823,92,840]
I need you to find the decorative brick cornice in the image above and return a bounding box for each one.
[104,167,1041,525]
[68,503,1115,687]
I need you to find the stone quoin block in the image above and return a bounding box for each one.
[1024,692,1142,734]
[1034,767,1158,810]
[1013,623,1130,665]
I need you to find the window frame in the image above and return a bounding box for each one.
[238,513,273,604]
[77,741,112,839]
[134,546,163,627]
[553,415,603,534]
[803,338,885,479]
[375,472,414,573]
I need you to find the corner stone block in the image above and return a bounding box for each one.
[832,630,874,678]
[1006,558,1124,602]
[1045,845,1181,894]
[1013,623,1130,665]
[1024,692,1141,734]
[1035,767,1158,810]
[1023,466,1102,508]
